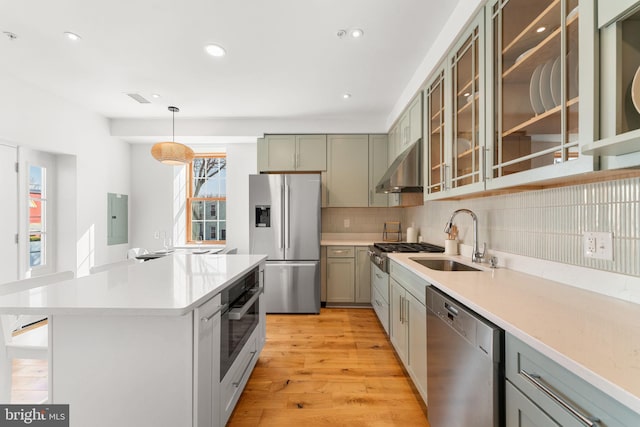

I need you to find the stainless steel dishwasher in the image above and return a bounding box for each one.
[426,286,504,427]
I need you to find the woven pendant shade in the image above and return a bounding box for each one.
[151,106,194,165]
[151,142,194,165]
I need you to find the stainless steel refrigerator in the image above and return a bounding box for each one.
[249,174,321,314]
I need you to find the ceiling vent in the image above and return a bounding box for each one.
[127,93,151,104]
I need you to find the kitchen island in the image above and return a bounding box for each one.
[0,253,266,427]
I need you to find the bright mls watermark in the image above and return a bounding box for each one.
[0,405,68,426]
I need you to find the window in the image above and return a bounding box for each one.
[187,154,227,243]
[29,165,46,268]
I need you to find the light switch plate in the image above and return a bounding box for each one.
[583,232,613,260]
[344,219,350,228]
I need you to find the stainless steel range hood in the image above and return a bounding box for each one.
[376,140,423,193]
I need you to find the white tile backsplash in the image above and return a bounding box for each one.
[404,177,640,280]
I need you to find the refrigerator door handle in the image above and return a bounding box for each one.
[280,184,285,249]
[286,183,291,249]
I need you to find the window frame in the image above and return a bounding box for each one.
[28,164,47,270]
[186,153,227,244]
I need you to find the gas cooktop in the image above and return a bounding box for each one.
[373,242,445,253]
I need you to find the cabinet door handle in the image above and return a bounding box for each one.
[232,350,258,388]
[520,370,599,427]
[375,273,383,279]
[201,304,226,322]
[400,295,405,323]
[405,299,409,325]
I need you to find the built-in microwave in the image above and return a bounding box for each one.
[220,267,261,380]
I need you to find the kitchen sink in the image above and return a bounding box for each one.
[410,258,481,272]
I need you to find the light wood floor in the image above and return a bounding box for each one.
[227,308,430,426]
[12,308,430,426]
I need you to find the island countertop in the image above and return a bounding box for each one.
[0,253,267,316]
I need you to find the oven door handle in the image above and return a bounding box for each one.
[228,287,264,320]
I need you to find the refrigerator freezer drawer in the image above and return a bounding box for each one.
[264,261,320,314]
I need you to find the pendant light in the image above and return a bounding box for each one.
[151,106,195,165]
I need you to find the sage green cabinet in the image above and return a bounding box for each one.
[388,124,400,165]
[354,247,371,303]
[506,381,562,427]
[326,135,369,207]
[389,260,428,404]
[389,278,409,364]
[398,94,423,154]
[326,246,371,305]
[583,1,640,169]
[506,334,640,427]
[259,134,327,172]
[368,134,389,207]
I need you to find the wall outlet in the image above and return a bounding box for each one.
[154,231,160,239]
[583,232,613,260]
[344,219,350,228]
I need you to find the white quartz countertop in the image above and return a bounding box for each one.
[0,253,267,316]
[388,252,640,415]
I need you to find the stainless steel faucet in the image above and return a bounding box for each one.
[443,208,486,263]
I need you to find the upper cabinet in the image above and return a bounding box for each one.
[450,12,486,195]
[425,67,447,197]
[258,134,327,172]
[424,12,486,200]
[583,1,640,168]
[326,135,369,207]
[369,134,389,207]
[486,0,596,189]
[398,95,423,154]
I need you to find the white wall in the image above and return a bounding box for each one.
[225,144,257,254]
[129,143,256,254]
[0,72,131,277]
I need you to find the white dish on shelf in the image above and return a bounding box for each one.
[530,64,545,115]
[632,66,640,115]
[550,56,562,106]
[567,5,579,21]
[539,59,555,111]
[456,138,472,153]
[516,48,534,65]
[567,50,579,99]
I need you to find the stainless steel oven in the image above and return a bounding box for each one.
[220,267,262,379]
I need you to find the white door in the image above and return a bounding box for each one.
[0,143,18,284]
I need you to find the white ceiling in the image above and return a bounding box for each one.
[1,0,461,139]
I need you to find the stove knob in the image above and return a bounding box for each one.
[375,256,383,264]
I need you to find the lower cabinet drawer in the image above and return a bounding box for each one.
[371,286,389,335]
[371,264,389,303]
[220,335,258,424]
[506,334,640,427]
[506,380,562,427]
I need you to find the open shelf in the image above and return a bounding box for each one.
[502,96,578,137]
[502,0,561,56]
[502,13,578,82]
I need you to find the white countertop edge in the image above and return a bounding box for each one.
[0,254,267,317]
[321,240,376,246]
[387,252,640,415]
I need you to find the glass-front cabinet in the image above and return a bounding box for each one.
[451,13,485,193]
[424,13,486,200]
[487,0,595,188]
[583,0,640,168]
[424,67,446,196]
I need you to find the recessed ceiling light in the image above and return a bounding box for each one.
[64,31,81,41]
[536,26,546,33]
[343,93,352,99]
[151,93,161,99]
[350,29,364,38]
[205,44,226,57]
[3,31,18,41]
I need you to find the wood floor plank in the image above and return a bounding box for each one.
[227,308,430,426]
